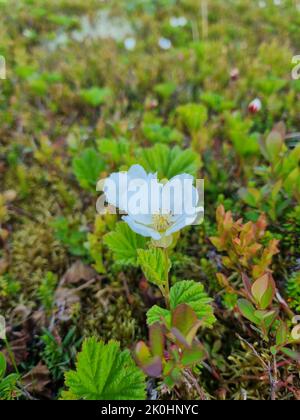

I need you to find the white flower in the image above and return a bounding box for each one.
[248,98,262,114]
[103,165,202,243]
[124,37,136,51]
[170,16,187,28]
[158,37,172,50]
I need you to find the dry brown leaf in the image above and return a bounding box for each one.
[62,261,96,285]
[55,287,80,322]
[22,362,51,398]
[0,258,8,275]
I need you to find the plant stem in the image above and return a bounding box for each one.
[163,248,171,309]
[4,338,19,375]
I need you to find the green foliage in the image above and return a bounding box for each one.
[135,305,206,388]
[176,103,208,134]
[52,217,88,257]
[97,138,130,165]
[0,275,21,298]
[137,248,171,287]
[72,148,106,192]
[143,123,183,144]
[201,92,234,112]
[104,222,148,266]
[37,272,58,313]
[225,112,260,156]
[147,280,216,328]
[41,327,82,382]
[0,353,20,400]
[286,272,300,312]
[137,143,201,179]
[63,338,146,400]
[170,281,216,327]
[154,82,177,99]
[146,305,171,326]
[80,87,112,107]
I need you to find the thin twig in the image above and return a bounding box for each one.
[237,334,278,400]
[184,369,207,400]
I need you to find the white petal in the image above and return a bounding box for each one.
[127,164,156,182]
[122,216,161,240]
[165,212,198,236]
[104,165,158,213]
[161,174,199,216]
[104,171,128,211]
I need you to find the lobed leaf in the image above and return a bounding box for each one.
[64,338,146,400]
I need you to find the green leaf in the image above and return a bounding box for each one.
[137,143,201,179]
[72,148,105,191]
[64,338,146,400]
[149,323,164,358]
[176,103,208,133]
[80,87,112,107]
[281,347,300,362]
[276,321,288,346]
[170,280,216,328]
[0,353,6,381]
[265,129,284,164]
[104,222,148,266]
[154,82,177,99]
[147,281,215,329]
[181,343,206,366]
[171,304,201,346]
[97,138,129,165]
[0,373,20,399]
[137,248,171,286]
[251,274,275,310]
[237,299,260,325]
[146,305,171,326]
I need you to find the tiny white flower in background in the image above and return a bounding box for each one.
[273,0,281,5]
[158,37,172,50]
[124,37,136,51]
[170,16,187,28]
[0,316,6,340]
[248,98,262,114]
[258,1,266,8]
[103,165,202,244]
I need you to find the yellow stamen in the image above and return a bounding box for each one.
[152,214,172,232]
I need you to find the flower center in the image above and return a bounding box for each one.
[152,214,172,232]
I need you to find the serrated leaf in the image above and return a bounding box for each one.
[72,148,106,191]
[104,222,148,266]
[176,103,208,133]
[146,305,171,326]
[64,338,146,400]
[137,143,201,179]
[97,138,129,165]
[137,248,171,286]
[170,280,216,328]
